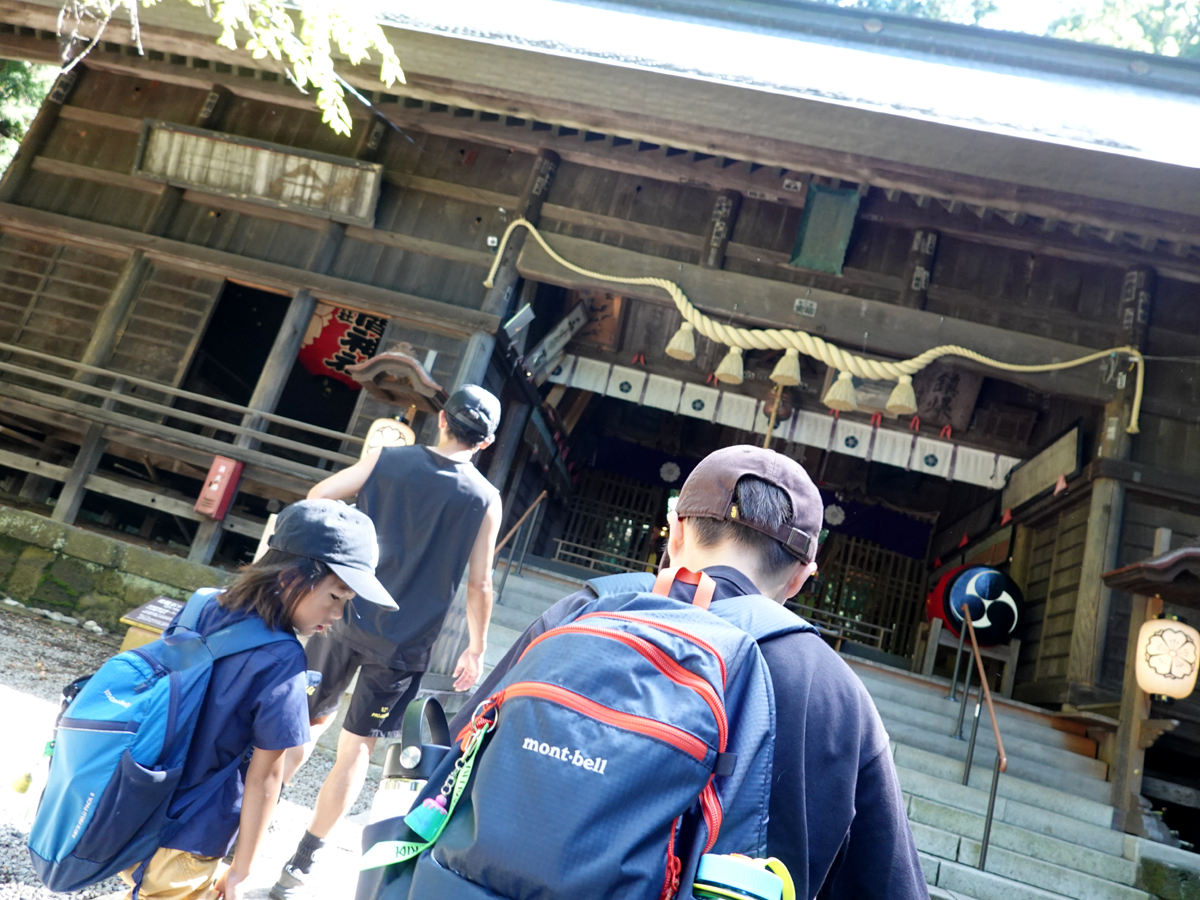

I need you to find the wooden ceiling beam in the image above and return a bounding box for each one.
[859,194,1200,284]
[517,231,1118,403]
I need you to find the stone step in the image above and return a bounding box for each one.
[853,668,1095,757]
[907,795,1135,883]
[845,657,1096,742]
[893,743,1116,828]
[897,766,1125,856]
[922,854,1150,900]
[494,576,569,615]
[914,824,1150,900]
[872,694,1105,779]
[881,716,1111,805]
[488,601,543,633]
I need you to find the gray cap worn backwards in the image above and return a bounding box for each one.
[444,385,501,440]
[268,499,397,610]
[675,445,823,564]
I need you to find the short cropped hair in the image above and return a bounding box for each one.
[445,417,487,449]
[685,475,799,577]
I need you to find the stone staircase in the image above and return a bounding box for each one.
[481,567,1200,899]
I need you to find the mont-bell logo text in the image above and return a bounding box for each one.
[104,689,131,709]
[522,737,608,774]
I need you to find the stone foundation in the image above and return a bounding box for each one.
[0,505,233,632]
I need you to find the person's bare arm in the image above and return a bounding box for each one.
[453,493,502,691]
[307,453,379,501]
[214,747,287,900]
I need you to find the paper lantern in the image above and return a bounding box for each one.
[1136,618,1199,699]
[362,418,415,459]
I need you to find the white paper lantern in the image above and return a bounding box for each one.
[1136,618,1200,699]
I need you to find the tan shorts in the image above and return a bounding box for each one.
[119,847,225,900]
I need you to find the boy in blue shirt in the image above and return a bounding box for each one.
[121,500,397,900]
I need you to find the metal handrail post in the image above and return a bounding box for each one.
[494,518,524,606]
[946,618,968,700]
[515,503,541,576]
[953,652,972,738]
[963,691,982,785]
[979,754,1003,870]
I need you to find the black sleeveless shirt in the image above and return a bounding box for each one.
[331,445,498,670]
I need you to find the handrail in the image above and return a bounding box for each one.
[553,538,651,574]
[497,490,548,555]
[494,491,548,605]
[953,602,1008,871]
[0,340,364,446]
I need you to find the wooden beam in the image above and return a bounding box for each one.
[1067,477,1125,686]
[860,194,1200,286]
[343,225,494,269]
[518,231,1118,403]
[1112,592,1163,834]
[0,203,499,339]
[0,67,76,202]
[57,104,143,133]
[30,156,164,195]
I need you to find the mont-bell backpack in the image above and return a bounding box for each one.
[357,568,818,900]
[28,588,298,892]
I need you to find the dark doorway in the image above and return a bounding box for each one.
[182,282,291,405]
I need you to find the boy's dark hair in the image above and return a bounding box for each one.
[686,475,798,577]
[219,548,333,631]
[445,417,487,449]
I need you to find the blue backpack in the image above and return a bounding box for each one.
[357,568,818,900]
[28,588,298,892]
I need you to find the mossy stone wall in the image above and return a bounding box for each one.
[0,506,234,632]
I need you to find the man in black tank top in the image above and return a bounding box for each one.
[271,386,503,900]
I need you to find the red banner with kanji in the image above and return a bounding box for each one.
[298,303,388,389]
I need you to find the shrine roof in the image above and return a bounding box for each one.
[382,0,1200,171]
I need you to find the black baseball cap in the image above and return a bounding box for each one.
[675,445,822,564]
[268,500,397,609]
[444,385,501,440]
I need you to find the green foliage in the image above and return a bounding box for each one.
[0,60,54,172]
[1049,1,1200,58]
[818,0,998,25]
[60,0,404,134]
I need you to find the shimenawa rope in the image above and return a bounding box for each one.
[485,218,1144,435]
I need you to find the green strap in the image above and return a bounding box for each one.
[359,729,486,871]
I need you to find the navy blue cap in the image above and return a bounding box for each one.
[444,385,501,440]
[268,500,397,609]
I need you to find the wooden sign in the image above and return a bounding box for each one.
[1001,426,1081,511]
[574,290,626,351]
[525,302,589,383]
[913,363,983,432]
[120,596,185,633]
[134,121,384,225]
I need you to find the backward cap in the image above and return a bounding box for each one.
[675,445,822,563]
[444,385,501,440]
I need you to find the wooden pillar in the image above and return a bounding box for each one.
[0,69,78,204]
[485,401,530,489]
[482,149,559,319]
[1072,266,1155,683]
[897,229,939,310]
[456,150,560,389]
[308,223,346,275]
[701,190,741,270]
[188,289,318,564]
[1069,479,1126,685]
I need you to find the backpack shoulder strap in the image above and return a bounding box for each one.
[205,615,296,659]
[174,587,222,631]
[585,572,656,597]
[711,594,820,643]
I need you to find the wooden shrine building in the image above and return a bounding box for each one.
[0,0,1198,841]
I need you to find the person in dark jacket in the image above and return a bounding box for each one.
[451,445,928,900]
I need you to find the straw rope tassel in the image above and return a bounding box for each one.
[485,219,1146,435]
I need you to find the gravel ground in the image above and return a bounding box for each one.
[0,609,380,900]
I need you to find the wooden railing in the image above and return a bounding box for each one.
[786,600,894,651]
[553,538,652,575]
[947,603,1008,870]
[0,341,363,483]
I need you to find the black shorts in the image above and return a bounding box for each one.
[305,631,423,739]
